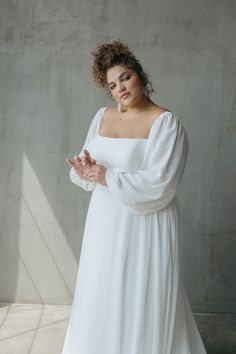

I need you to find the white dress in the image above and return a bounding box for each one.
[62,107,207,354]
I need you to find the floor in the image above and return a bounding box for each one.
[0,302,235,354]
[0,302,70,354]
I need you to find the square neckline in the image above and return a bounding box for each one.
[97,107,173,140]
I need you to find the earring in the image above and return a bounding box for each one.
[118,102,123,112]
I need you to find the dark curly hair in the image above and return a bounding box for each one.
[91,39,154,97]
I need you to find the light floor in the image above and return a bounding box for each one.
[0,302,70,354]
[0,302,235,354]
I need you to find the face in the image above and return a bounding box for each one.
[106,65,145,107]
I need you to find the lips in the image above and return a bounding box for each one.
[121,92,130,99]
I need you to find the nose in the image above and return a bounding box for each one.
[118,82,126,92]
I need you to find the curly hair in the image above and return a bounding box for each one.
[91,39,154,97]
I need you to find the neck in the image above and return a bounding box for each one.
[121,96,156,114]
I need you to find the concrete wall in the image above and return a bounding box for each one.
[0,1,235,352]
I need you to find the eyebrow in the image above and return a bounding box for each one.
[107,71,130,86]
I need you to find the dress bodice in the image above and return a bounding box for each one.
[70,106,189,214]
[87,135,148,171]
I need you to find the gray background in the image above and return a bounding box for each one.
[0,0,235,353]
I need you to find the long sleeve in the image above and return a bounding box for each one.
[105,113,189,214]
[69,107,105,191]
[69,167,96,191]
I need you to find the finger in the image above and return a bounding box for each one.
[82,158,89,165]
[74,155,82,163]
[83,149,93,164]
[80,156,87,166]
[84,164,97,171]
[83,150,91,161]
[83,149,90,156]
[84,168,93,175]
[66,158,76,167]
[84,172,96,180]
[84,168,96,177]
[91,158,97,164]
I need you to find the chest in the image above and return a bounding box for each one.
[99,111,160,139]
[87,136,147,171]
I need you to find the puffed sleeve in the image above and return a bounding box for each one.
[69,107,105,191]
[105,113,189,214]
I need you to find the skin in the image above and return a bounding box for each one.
[66,64,161,187]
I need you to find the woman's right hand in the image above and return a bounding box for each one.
[66,149,96,180]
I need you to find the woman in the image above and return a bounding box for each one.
[63,40,207,354]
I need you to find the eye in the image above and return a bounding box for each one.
[109,75,130,90]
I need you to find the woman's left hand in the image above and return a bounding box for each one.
[83,164,108,186]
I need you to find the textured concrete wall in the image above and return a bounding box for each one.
[0,0,235,351]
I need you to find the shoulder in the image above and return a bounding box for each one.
[94,106,107,116]
[149,109,188,141]
[101,106,116,119]
[90,106,108,126]
[95,106,117,126]
[96,106,115,113]
[94,106,114,119]
[91,106,116,132]
[163,112,189,147]
[157,109,184,130]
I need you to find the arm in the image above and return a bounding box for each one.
[69,166,96,191]
[105,114,189,214]
[69,107,105,192]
